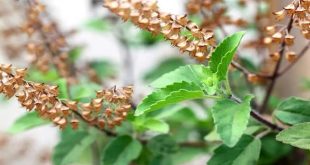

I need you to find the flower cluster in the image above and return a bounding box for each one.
[186,0,248,29]
[264,0,309,63]
[0,0,27,59]
[103,0,216,62]
[21,0,74,80]
[273,0,309,39]
[0,64,133,130]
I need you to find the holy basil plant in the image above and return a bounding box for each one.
[134,31,263,163]
[6,31,310,165]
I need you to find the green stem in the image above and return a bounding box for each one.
[204,95,222,100]
[224,78,232,96]
[91,141,101,165]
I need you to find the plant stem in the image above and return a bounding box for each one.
[91,141,101,165]
[224,77,232,96]
[115,24,135,86]
[259,15,295,113]
[231,61,272,78]
[276,42,310,77]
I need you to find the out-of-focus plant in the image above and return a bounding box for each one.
[0,0,310,165]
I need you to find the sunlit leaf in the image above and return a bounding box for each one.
[135,82,205,116]
[8,112,49,134]
[211,95,253,147]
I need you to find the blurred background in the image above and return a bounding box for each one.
[0,0,309,165]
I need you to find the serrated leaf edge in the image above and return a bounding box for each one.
[135,82,205,116]
[209,31,245,74]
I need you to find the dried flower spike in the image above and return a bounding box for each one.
[103,0,215,62]
[0,64,133,130]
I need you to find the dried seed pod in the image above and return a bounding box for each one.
[285,51,297,62]
[284,34,295,46]
[81,103,92,111]
[66,100,78,111]
[105,108,113,117]
[300,21,310,31]
[97,119,105,129]
[0,64,12,74]
[247,74,259,84]
[283,3,296,14]
[107,120,115,129]
[265,26,276,35]
[70,119,79,130]
[269,52,280,62]
[56,118,67,129]
[295,7,306,19]
[302,31,310,39]
[272,32,283,44]
[273,10,286,21]
[263,37,273,45]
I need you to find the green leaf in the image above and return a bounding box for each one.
[53,131,96,165]
[188,15,203,25]
[211,95,253,147]
[70,83,101,101]
[276,122,310,150]
[137,30,164,46]
[147,104,187,119]
[209,31,245,80]
[150,155,172,165]
[7,112,49,134]
[171,147,207,165]
[135,82,205,116]
[102,135,142,165]
[143,57,187,83]
[204,129,221,142]
[124,24,164,47]
[302,79,310,90]
[244,125,263,135]
[26,68,60,83]
[147,134,179,155]
[89,60,116,79]
[135,118,169,133]
[55,79,69,99]
[84,18,110,32]
[164,106,198,124]
[69,47,84,62]
[208,135,261,165]
[259,134,292,165]
[151,65,212,89]
[275,97,310,125]
[150,65,218,95]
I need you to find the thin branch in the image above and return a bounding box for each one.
[250,111,283,131]
[91,141,101,165]
[231,61,272,78]
[231,95,283,131]
[277,42,310,77]
[259,13,295,113]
